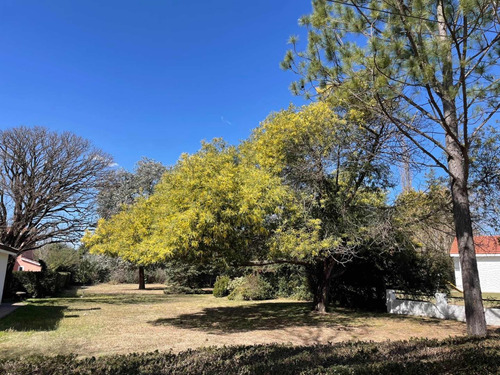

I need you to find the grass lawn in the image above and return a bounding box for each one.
[0,283,485,359]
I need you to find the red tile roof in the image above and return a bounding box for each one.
[450,236,500,255]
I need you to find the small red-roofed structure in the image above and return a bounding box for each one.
[13,250,42,272]
[450,236,500,293]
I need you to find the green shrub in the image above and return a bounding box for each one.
[11,270,70,298]
[36,244,80,273]
[165,261,226,289]
[260,264,312,300]
[213,275,230,297]
[0,335,499,374]
[163,285,208,294]
[328,243,453,310]
[73,255,110,285]
[227,274,274,301]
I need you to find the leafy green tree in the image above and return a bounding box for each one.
[36,244,81,273]
[282,0,499,335]
[394,175,454,255]
[84,105,396,312]
[246,102,393,312]
[82,196,159,289]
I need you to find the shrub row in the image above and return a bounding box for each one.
[212,274,274,301]
[213,267,312,301]
[227,274,273,301]
[1,334,499,374]
[11,270,70,298]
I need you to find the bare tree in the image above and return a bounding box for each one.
[0,126,111,256]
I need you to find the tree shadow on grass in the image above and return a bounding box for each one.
[29,294,171,306]
[0,304,67,332]
[150,301,463,334]
[150,302,364,333]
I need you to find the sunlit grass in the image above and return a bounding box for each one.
[0,283,472,359]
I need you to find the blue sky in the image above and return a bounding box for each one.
[0,1,311,170]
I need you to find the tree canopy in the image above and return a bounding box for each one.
[282,0,499,335]
[0,126,111,254]
[84,140,291,267]
[84,103,398,312]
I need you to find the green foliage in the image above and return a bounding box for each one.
[213,275,230,298]
[227,274,274,301]
[329,243,453,310]
[1,335,499,374]
[165,261,222,289]
[72,254,111,285]
[73,253,169,285]
[83,105,395,310]
[163,285,207,294]
[36,244,81,273]
[11,271,70,298]
[84,139,292,266]
[260,264,312,301]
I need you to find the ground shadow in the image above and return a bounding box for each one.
[150,302,363,333]
[0,304,67,332]
[150,301,462,333]
[29,293,171,306]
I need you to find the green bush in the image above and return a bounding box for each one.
[227,274,274,301]
[36,244,80,273]
[213,275,230,297]
[73,255,110,285]
[163,285,208,294]
[260,264,312,300]
[0,335,499,374]
[165,261,226,289]
[328,242,453,310]
[11,270,70,298]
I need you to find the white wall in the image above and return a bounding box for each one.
[386,289,500,326]
[0,252,9,303]
[453,256,500,293]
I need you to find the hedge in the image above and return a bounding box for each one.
[11,270,70,298]
[0,334,499,374]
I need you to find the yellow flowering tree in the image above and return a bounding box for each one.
[83,139,293,278]
[84,104,393,311]
[246,102,392,312]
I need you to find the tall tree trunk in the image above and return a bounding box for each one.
[448,147,487,336]
[310,258,335,313]
[138,266,145,290]
[443,99,486,336]
[437,2,486,337]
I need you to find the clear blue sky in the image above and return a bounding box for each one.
[0,1,310,170]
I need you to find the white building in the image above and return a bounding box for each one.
[451,236,500,293]
[0,245,18,303]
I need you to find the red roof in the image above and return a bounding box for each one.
[450,236,500,255]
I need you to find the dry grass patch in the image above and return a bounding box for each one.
[0,283,476,359]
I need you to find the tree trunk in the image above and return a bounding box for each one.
[448,155,487,336]
[2,257,16,299]
[437,2,487,337]
[443,100,487,336]
[138,266,145,290]
[310,258,335,313]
